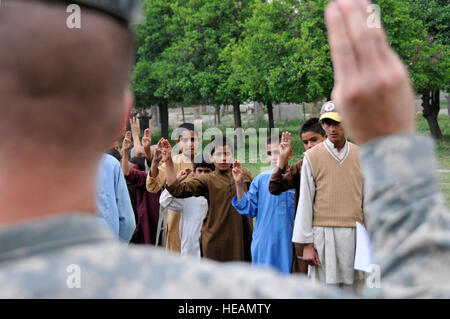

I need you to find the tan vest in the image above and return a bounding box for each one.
[306,141,364,227]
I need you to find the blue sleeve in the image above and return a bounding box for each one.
[360,134,450,298]
[114,162,136,242]
[232,177,259,218]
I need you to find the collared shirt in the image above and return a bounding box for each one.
[232,169,295,274]
[96,154,136,242]
[0,134,448,298]
[166,169,254,262]
[292,138,351,243]
[159,189,208,258]
[292,139,359,284]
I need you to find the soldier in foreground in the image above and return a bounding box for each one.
[0,0,448,298]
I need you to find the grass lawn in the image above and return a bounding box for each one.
[150,113,450,208]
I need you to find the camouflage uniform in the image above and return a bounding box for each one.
[0,135,448,298]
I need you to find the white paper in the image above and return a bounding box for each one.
[354,222,373,273]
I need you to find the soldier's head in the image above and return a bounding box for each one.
[299,118,326,151]
[0,0,135,171]
[319,101,346,146]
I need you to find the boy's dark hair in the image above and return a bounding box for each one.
[106,149,122,162]
[129,156,146,171]
[210,137,234,156]
[193,154,215,171]
[299,118,326,137]
[175,123,198,139]
[267,133,282,145]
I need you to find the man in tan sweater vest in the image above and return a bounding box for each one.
[292,101,364,290]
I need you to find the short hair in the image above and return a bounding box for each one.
[0,1,134,164]
[129,156,146,171]
[193,154,215,171]
[267,133,282,145]
[299,118,326,137]
[175,123,198,139]
[106,149,122,162]
[210,137,234,156]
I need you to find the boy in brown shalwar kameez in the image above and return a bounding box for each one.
[162,137,253,262]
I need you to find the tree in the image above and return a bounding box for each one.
[132,0,182,138]
[379,0,450,139]
[228,0,333,129]
[152,0,254,131]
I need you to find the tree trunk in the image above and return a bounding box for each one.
[194,106,201,120]
[422,90,443,140]
[302,103,306,118]
[267,101,274,129]
[158,102,169,139]
[221,105,226,118]
[232,100,244,148]
[181,105,186,123]
[233,100,242,129]
[150,105,159,128]
[446,93,450,118]
[215,105,221,125]
[310,101,318,118]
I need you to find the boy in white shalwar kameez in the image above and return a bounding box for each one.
[292,101,365,291]
[159,154,213,258]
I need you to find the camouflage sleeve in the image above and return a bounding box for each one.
[359,134,450,298]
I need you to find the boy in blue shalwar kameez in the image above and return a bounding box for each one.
[232,135,295,274]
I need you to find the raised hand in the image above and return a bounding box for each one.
[232,160,244,185]
[278,132,293,169]
[130,117,140,137]
[151,138,165,163]
[160,139,173,163]
[325,0,415,145]
[176,168,192,182]
[142,128,152,150]
[121,131,133,153]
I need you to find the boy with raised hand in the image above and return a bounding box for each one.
[163,137,253,262]
[146,123,200,253]
[232,135,295,274]
[159,154,214,258]
[269,119,326,273]
[121,129,160,245]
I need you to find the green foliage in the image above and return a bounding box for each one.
[374,0,450,92]
[226,0,333,105]
[133,0,449,112]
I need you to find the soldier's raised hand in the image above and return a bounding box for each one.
[326,0,415,145]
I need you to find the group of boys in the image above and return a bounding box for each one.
[128,100,365,291]
[2,0,448,298]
